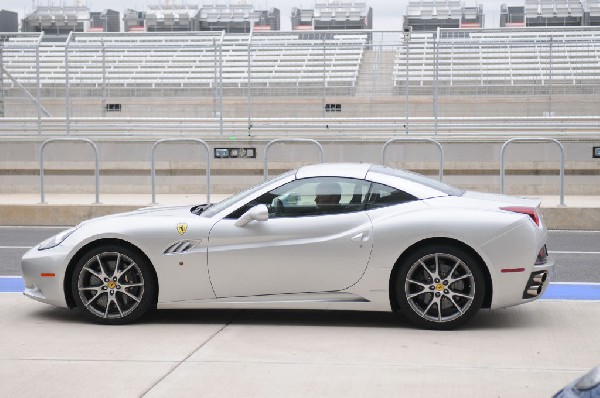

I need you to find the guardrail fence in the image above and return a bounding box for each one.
[34,137,567,206]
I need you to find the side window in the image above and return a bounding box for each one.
[365,183,416,210]
[227,177,370,219]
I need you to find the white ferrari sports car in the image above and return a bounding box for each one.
[22,163,553,329]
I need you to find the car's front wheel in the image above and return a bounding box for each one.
[394,244,485,330]
[71,244,157,325]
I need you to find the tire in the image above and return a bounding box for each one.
[394,244,485,330]
[71,244,157,325]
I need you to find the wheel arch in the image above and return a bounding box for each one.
[388,237,493,312]
[63,238,159,309]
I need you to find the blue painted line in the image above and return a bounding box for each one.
[541,283,600,301]
[0,277,25,293]
[0,278,599,300]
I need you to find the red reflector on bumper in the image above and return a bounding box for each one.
[501,268,526,273]
[40,273,56,277]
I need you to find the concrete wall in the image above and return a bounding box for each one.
[3,94,600,119]
[0,137,598,195]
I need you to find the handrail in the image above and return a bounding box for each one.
[264,139,324,180]
[381,138,444,181]
[40,138,99,204]
[151,138,211,204]
[500,138,565,206]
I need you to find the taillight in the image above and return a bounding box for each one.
[500,206,540,226]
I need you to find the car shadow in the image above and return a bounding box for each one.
[147,308,403,328]
[145,307,536,331]
[28,305,539,331]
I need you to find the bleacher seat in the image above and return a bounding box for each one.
[393,28,600,93]
[0,32,366,94]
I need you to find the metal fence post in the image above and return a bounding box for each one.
[247,31,253,135]
[264,139,325,180]
[433,30,439,135]
[40,138,100,204]
[381,138,444,181]
[151,139,211,204]
[101,38,106,117]
[36,42,41,135]
[500,138,565,206]
[65,34,71,135]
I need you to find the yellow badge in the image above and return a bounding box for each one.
[177,223,188,235]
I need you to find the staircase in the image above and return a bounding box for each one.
[355,48,397,97]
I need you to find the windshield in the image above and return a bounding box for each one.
[201,170,296,218]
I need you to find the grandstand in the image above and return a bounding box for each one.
[144,3,200,32]
[123,9,146,32]
[525,0,586,26]
[21,2,91,35]
[291,1,372,31]
[197,3,262,33]
[404,0,484,31]
[89,10,120,33]
[500,5,526,27]
[121,3,279,33]
[393,27,600,96]
[1,26,600,120]
[0,31,367,107]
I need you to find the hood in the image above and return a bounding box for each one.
[125,205,197,217]
[81,205,198,225]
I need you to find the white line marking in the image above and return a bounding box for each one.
[0,226,69,229]
[549,251,600,255]
[550,230,600,233]
[0,246,32,250]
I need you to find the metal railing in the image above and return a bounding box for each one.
[151,138,211,204]
[23,136,576,207]
[381,138,444,181]
[500,138,566,206]
[264,139,324,180]
[40,138,100,204]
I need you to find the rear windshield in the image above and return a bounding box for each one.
[370,165,464,197]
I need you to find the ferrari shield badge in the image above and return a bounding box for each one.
[177,223,188,235]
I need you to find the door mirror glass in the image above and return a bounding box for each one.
[234,204,269,227]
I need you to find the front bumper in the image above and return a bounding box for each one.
[21,244,73,308]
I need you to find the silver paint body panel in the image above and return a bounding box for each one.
[21,163,553,313]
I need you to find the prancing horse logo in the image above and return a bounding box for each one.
[177,223,188,235]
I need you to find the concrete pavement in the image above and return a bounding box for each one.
[0,293,598,397]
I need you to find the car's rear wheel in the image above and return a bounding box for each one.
[71,245,156,325]
[394,244,485,330]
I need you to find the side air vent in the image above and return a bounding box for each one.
[164,240,202,255]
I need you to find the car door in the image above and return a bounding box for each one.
[207,177,373,298]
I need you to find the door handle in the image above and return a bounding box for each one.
[351,231,370,242]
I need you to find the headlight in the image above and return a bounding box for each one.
[38,227,78,251]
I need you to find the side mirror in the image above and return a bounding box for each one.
[234,204,269,227]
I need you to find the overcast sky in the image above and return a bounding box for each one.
[1,1,511,30]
